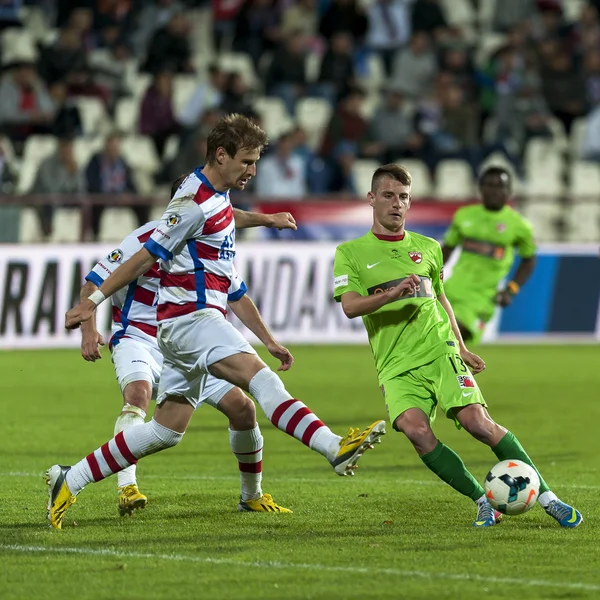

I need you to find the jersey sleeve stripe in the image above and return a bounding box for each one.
[228,280,247,301]
[144,238,173,261]
[202,205,233,235]
[85,271,104,287]
[137,229,155,243]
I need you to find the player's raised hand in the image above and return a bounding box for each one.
[496,290,513,307]
[81,330,105,362]
[267,341,294,371]
[461,349,486,374]
[387,274,421,300]
[65,300,96,330]
[270,212,297,231]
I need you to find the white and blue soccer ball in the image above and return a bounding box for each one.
[484,459,540,515]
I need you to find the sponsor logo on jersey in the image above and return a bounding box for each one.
[409,251,422,263]
[391,249,400,259]
[367,276,433,298]
[334,274,348,289]
[457,375,475,388]
[107,249,123,263]
[166,213,182,228]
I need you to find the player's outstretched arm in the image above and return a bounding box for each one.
[228,294,294,371]
[497,255,537,307]
[233,208,297,231]
[340,274,422,318]
[66,248,156,330]
[79,280,104,362]
[438,293,485,374]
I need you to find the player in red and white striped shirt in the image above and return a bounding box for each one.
[81,193,299,515]
[48,115,386,529]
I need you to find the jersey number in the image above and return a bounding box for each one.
[448,355,467,374]
[219,233,235,260]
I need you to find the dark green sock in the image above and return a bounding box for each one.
[421,441,484,501]
[492,431,550,494]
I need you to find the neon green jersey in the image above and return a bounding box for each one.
[334,230,458,385]
[443,204,536,305]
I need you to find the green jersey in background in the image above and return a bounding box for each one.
[334,231,458,385]
[443,204,536,339]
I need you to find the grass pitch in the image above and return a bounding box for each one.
[0,345,598,600]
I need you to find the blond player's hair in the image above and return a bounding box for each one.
[205,113,269,164]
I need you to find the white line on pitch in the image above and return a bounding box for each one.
[1,544,598,592]
[1,471,598,490]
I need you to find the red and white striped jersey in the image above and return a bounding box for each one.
[144,168,238,322]
[86,217,247,348]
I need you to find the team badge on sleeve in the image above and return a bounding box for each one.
[107,249,123,263]
[409,251,422,264]
[166,214,181,228]
[457,375,475,388]
[334,274,349,289]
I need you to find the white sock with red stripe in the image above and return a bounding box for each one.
[65,419,183,495]
[249,368,341,462]
[113,405,147,489]
[229,425,263,501]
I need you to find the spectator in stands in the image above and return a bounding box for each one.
[68,7,95,52]
[31,137,85,240]
[366,0,412,75]
[572,3,600,56]
[439,45,477,102]
[319,0,367,44]
[583,51,600,107]
[220,72,254,116]
[320,87,369,192]
[410,0,448,37]
[38,27,87,85]
[85,132,145,241]
[213,0,245,52]
[255,131,307,199]
[491,0,536,33]
[233,0,282,69]
[0,59,54,144]
[282,0,319,40]
[316,31,356,105]
[142,11,194,74]
[134,0,185,59]
[266,31,307,116]
[363,89,429,165]
[139,70,179,158]
[179,65,225,131]
[48,80,83,138]
[541,52,587,134]
[391,31,437,99]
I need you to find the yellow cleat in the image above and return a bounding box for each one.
[237,493,292,513]
[118,484,148,516]
[45,465,77,530]
[332,420,386,476]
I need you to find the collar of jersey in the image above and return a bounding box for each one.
[194,166,226,195]
[371,231,406,242]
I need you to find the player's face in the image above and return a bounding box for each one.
[368,177,411,232]
[220,147,260,190]
[480,173,510,211]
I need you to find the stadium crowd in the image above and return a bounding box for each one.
[0,0,599,240]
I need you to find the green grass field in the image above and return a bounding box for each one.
[0,345,598,600]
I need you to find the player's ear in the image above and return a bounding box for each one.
[216,147,225,165]
[367,191,375,207]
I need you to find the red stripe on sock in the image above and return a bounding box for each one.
[101,442,121,474]
[285,407,312,436]
[86,452,103,482]
[234,448,263,456]
[301,420,326,446]
[271,399,298,426]
[238,461,262,473]
[114,432,138,465]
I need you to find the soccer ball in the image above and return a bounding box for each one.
[484,459,540,515]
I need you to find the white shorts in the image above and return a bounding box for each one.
[156,308,256,407]
[111,334,236,407]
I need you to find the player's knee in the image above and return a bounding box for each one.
[462,413,496,445]
[123,380,152,412]
[396,415,434,448]
[230,397,256,430]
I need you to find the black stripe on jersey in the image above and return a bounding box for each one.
[462,238,506,260]
[367,276,434,299]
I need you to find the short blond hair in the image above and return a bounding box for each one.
[205,113,269,164]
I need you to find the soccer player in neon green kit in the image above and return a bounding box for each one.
[333,163,582,528]
[441,166,537,343]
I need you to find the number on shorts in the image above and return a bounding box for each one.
[448,354,467,374]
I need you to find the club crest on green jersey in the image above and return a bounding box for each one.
[409,251,422,264]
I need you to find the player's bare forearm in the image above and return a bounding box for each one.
[98,248,155,300]
[512,255,537,287]
[441,244,455,264]
[233,208,297,230]
[438,293,467,351]
[80,280,99,333]
[228,295,276,347]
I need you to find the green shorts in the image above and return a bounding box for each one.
[448,299,493,344]
[382,352,487,429]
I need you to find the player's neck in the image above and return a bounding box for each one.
[371,222,405,240]
[200,164,229,193]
